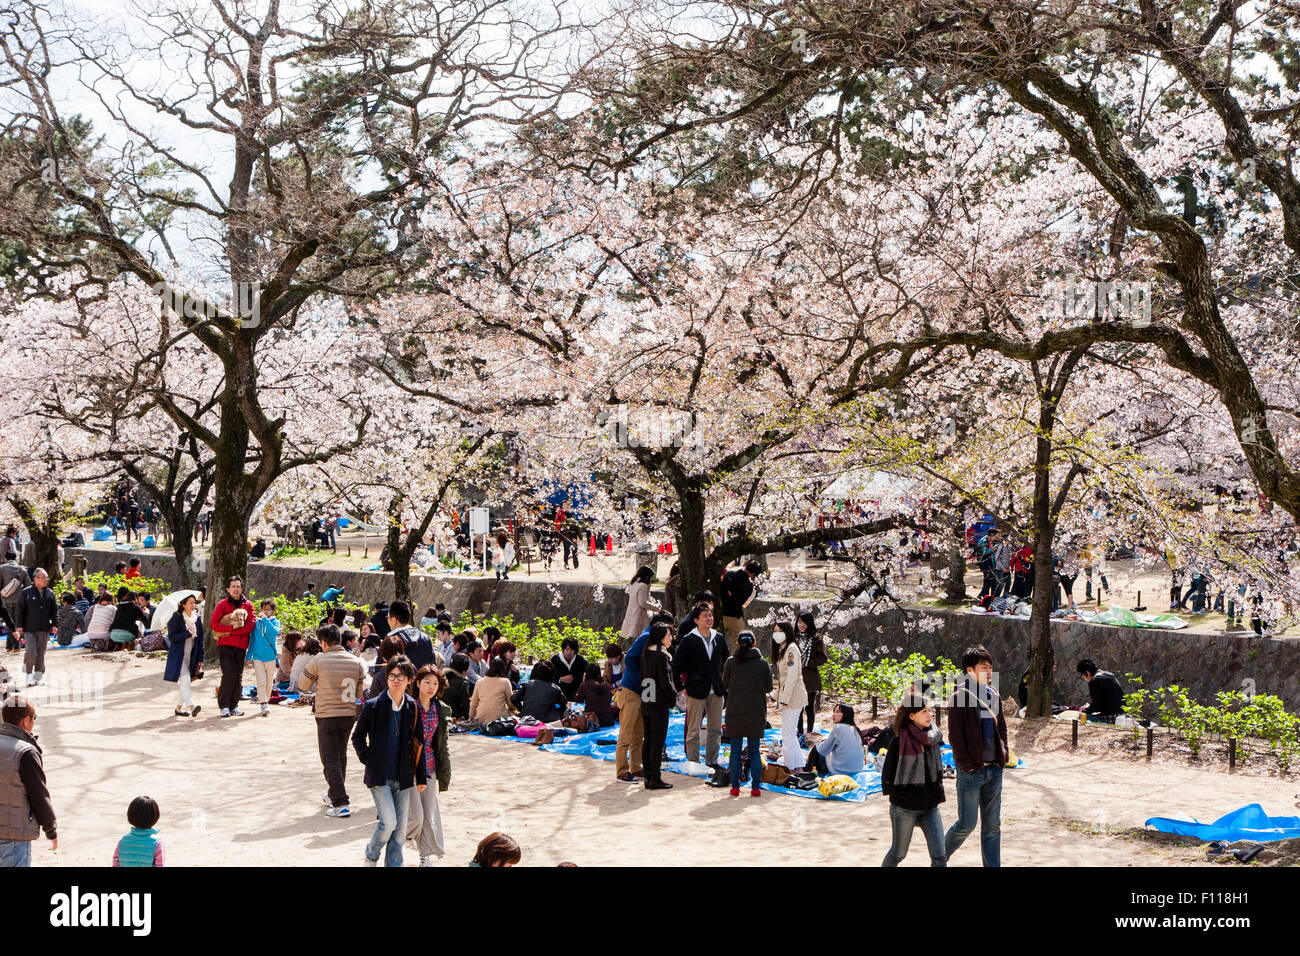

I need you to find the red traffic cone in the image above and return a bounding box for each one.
[657,542,665,554]
[588,533,596,556]
[666,541,673,555]
[605,534,613,553]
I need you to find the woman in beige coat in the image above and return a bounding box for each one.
[771,621,808,770]
[620,566,661,641]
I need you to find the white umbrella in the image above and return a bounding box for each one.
[151,589,201,633]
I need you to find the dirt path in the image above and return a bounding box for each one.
[18,650,1293,867]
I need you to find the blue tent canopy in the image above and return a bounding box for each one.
[538,479,595,516]
[1146,804,1300,843]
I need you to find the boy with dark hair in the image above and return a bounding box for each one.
[944,645,1008,867]
[1077,659,1124,723]
[387,601,434,671]
[351,655,426,866]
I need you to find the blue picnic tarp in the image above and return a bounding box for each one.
[1145,804,1300,843]
[475,712,978,802]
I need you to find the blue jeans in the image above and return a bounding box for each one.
[728,736,761,790]
[0,840,32,867]
[945,764,1002,866]
[881,804,946,866]
[366,781,412,867]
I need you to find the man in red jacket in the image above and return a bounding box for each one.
[209,575,256,717]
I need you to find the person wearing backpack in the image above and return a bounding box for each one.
[0,553,30,652]
[721,630,772,797]
[880,690,947,866]
[944,645,1009,867]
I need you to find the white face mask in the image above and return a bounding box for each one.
[772,632,785,645]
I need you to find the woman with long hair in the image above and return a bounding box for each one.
[620,565,662,641]
[492,531,515,581]
[795,611,828,738]
[640,622,677,791]
[771,621,807,771]
[805,703,865,776]
[880,690,947,867]
[407,664,451,866]
[163,594,205,717]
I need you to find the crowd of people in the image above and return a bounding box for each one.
[0,517,1259,871]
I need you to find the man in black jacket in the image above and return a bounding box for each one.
[719,561,762,646]
[1077,659,1124,723]
[675,603,728,769]
[14,570,56,688]
[944,645,1008,868]
[351,655,427,867]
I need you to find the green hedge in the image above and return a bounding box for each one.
[818,645,958,704]
[1123,674,1300,768]
[453,610,620,664]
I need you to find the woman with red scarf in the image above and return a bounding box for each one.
[880,690,947,867]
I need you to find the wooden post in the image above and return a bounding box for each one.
[1072,718,1078,748]
[1146,726,1153,758]
[871,696,878,718]
[1229,737,1237,771]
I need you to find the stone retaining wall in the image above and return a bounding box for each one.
[74,549,1298,707]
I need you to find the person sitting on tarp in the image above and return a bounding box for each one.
[510,660,566,723]
[1077,659,1124,723]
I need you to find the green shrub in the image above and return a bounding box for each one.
[453,610,620,664]
[54,571,168,601]
[818,646,957,704]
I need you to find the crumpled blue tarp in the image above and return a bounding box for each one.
[475,712,963,802]
[1145,804,1300,843]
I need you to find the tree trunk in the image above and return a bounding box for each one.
[676,488,708,600]
[942,514,969,604]
[173,531,201,591]
[1024,403,1058,718]
[10,494,64,585]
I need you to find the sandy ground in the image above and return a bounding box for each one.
[14,649,1298,867]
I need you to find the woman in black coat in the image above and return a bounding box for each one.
[509,660,567,722]
[721,631,772,796]
[795,612,828,737]
[880,690,946,867]
[163,594,205,717]
[640,622,677,791]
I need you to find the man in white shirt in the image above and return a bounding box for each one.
[675,604,728,769]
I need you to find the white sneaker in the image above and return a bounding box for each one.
[419,855,436,867]
[260,703,270,716]
[322,791,333,806]
[24,674,35,687]
[363,855,376,867]
[229,708,245,716]
[219,708,231,717]
[326,805,351,818]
